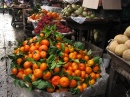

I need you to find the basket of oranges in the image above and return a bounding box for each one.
[9,25,108,97]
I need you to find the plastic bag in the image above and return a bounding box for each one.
[71,17,86,24]
[17,63,109,97]
[63,0,79,4]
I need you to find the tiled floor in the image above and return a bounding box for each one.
[0,13,129,97]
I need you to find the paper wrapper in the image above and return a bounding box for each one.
[16,64,109,97]
[71,17,86,24]
[63,0,79,4]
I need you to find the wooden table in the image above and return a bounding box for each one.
[11,6,29,27]
[65,17,112,49]
[106,48,130,97]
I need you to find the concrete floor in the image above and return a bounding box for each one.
[0,13,129,97]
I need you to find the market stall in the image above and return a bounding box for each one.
[1,0,130,97]
[106,26,130,97]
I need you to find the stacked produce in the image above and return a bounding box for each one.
[9,25,102,95]
[34,15,72,34]
[108,26,130,61]
[29,9,61,21]
[61,4,96,19]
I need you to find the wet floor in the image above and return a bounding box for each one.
[0,13,129,97]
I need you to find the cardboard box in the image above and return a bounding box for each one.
[82,0,122,10]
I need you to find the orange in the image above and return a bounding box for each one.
[35,42,40,49]
[47,85,55,93]
[35,14,40,20]
[29,45,37,53]
[64,47,70,54]
[51,75,60,86]
[86,74,89,78]
[24,68,32,75]
[52,12,57,18]
[40,39,49,46]
[53,67,60,73]
[78,63,85,71]
[80,71,86,79]
[17,58,22,65]
[23,40,28,45]
[93,65,100,72]
[68,46,74,53]
[31,74,36,82]
[12,68,18,75]
[47,12,52,18]
[22,73,26,80]
[40,63,47,71]
[74,70,81,76]
[69,79,77,88]
[63,62,71,69]
[60,77,70,87]
[76,53,82,59]
[32,52,40,61]
[18,68,24,72]
[72,62,78,71]
[63,53,69,57]
[77,85,83,92]
[28,53,33,58]
[56,43,61,49]
[17,71,24,79]
[82,83,87,90]
[65,69,72,76]
[69,52,76,59]
[85,66,92,74]
[79,50,83,55]
[20,46,25,53]
[40,51,47,58]
[32,36,37,41]
[40,33,44,37]
[67,66,73,71]
[32,63,39,70]
[34,69,43,78]
[83,55,89,61]
[39,45,48,51]
[23,61,32,69]
[89,79,96,85]
[24,45,30,52]
[87,59,94,66]
[43,71,51,80]
[96,73,100,79]
[90,72,96,79]
[63,57,69,62]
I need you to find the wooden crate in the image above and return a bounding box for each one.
[106,47,130,74]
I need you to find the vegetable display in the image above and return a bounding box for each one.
[108,26,130,61]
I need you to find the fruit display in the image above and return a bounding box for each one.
[34,15,72,34]
[108,26,130,61]
[9,25,102,95]
[29,9,62,21]
[61,4,96,19]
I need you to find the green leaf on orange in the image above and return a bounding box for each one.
[36,80,47,89]
[87,49,92,56]
[26,57,35,64]
[24,75,31,83]
[32,80,42,86]
[14,79,19,86]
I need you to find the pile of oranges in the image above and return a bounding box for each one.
[10,25,101,95]
[29,9,62,21]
